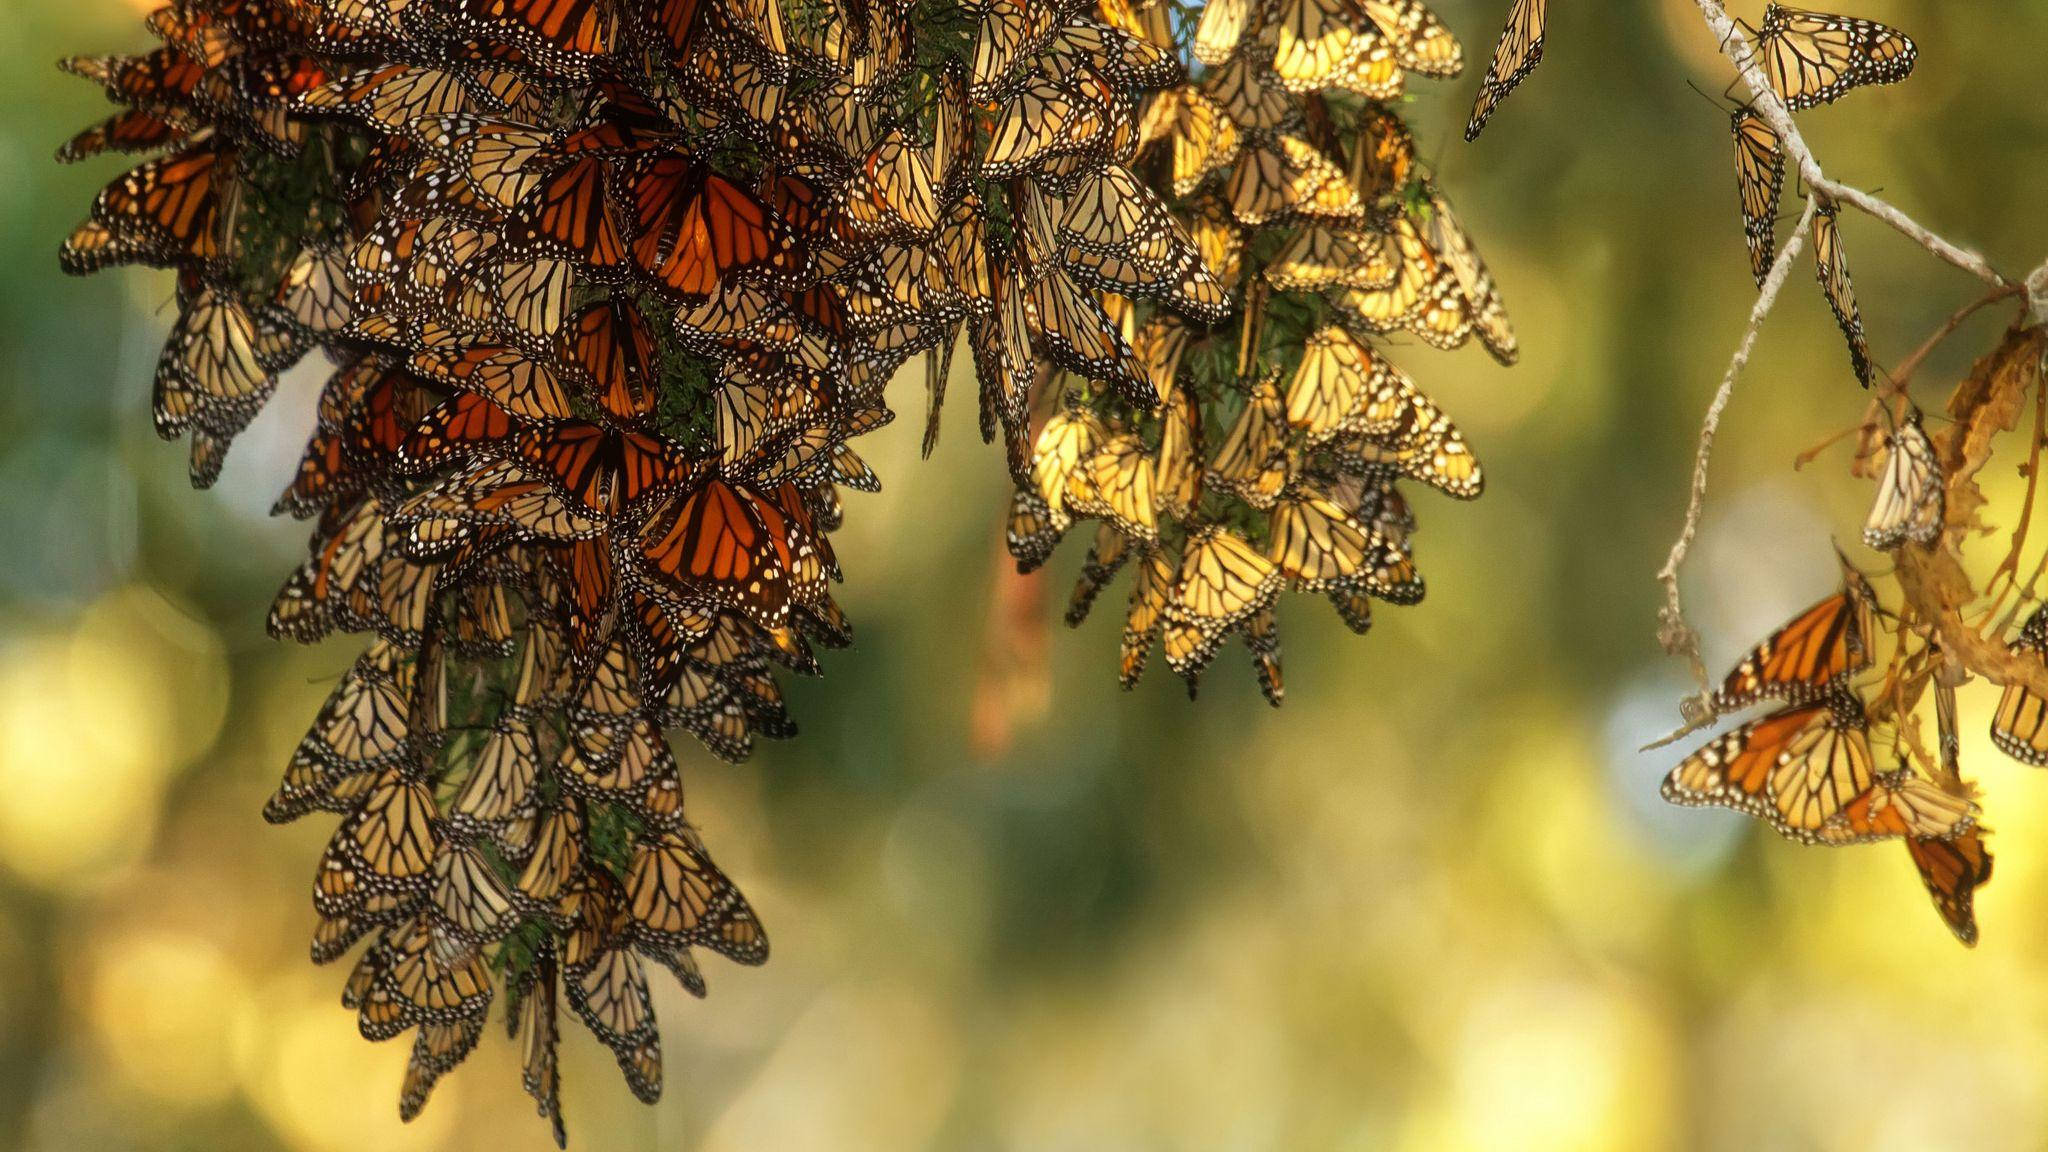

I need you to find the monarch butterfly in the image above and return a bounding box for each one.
[1208,372,1294,510]
[1335,397,1483,500]
[565,298,659,421]
[1056,166,1232,324]
[1050,17,1181,93]
[1863,410,1943,551]
[449,714,541,836]
[1816,761,1978,846]
[1730,107,1786,287]
[1812,203,1873,387]
[1007,487,1068,572]
[62,47,204,114]
[625,832,768,963]
[1268,0,1393,98]
[1337,216,1471,353]
[626,153,805,299]
[841,127,939,241]
[374,912,494,1028]
[1421,191,1517,365]
[1165,525,1282,680]
[1164,88,1241,198]
[451,0,618,75]
[1155,382,1203,521]
[637,477,795,628]
[1243,607,1284,707]
[1661,691,1876,842]
[1906,827,1992,946]
[421,113,557,209]
[514,801,586,906]
[267,498,386,643]
[394,460,608,555]
[1285,325,1399,443]
[558,713,685,827]
[431,842,519,948]
[61,144,227,274]
[313,768,441,921]
[514,420,693,518]
[1065,524,1131,627]
[1112,545,1173,685]
[295,64,479,133]
[153,286,272,439]
[1021,263,1157,409]
[1991,607,2048,766]
[509,941,568,1147]
[1227,135,1367,227]
[1191,0,1252,67]
[560,875,665,1103]
[1265,224,1398,295]
[1465,0,1545,141]
[1266,493,1374,591]
[1065,433,1159,544]
[509,153,629,271]
[1362,0,1464,78]
[1030,408,1104,518]
[1752,3,1916,112]
[56,107,184,164]
[981,77,1111,177]
[1713,559,1878,711]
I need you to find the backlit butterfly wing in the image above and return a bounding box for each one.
[1206,371,1293,510]
[1817,770,1977,845]
[1991,607,2048,766]
[1812,203,1873,387]
[1662,693,1876,841]
[1192,0,1254,67]
[1906,827,1991,946]
[1730,107,1785,287]
[637,478,791,628]
[1266,493,1372,590]
[1862,411,1942,551]
[1163,525,1281,682]
[560,878,664,1103]
[1361,0,1463,78]
[511,940,568,1146]
[1421,191,1516,365]
[1714,564,1877,710]
[1464,0,1545,141]
[1226,135,1366,227]
[1755,3,1916,112]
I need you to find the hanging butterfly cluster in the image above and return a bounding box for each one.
[1007,0,1514,705]
[57,0,1520,1139]
[1660,558,1989,943]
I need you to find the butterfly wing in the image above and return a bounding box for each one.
[1731,107,1786,287]
[1464,0,1546,141]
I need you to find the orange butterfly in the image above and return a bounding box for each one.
[1714,560,1878,711]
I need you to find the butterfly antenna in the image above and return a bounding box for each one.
[1684,78,1731,116]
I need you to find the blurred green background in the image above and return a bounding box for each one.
[6,0,2048,1148]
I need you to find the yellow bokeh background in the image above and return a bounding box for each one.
[5,0,2048,1149]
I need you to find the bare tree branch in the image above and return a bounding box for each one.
[1691,0,2010,290]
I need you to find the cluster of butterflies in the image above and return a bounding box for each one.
[1004,0,1513,704]
[1463,0,1914,391]
[1659,550,2048,947]
[59,0,1426,1139]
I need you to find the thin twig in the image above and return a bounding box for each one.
[1791,284,2021,471]
[1655,196,1820,705]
